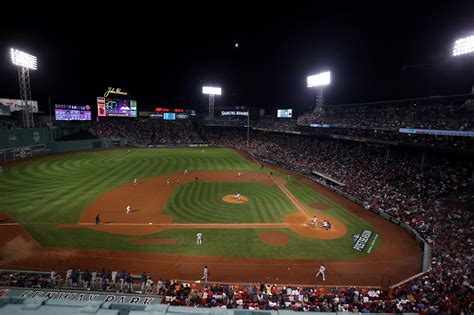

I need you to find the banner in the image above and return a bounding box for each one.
[0,98,39,113]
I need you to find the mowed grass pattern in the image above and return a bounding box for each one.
[0,148,258,224]
[0,147,382,259]
[164,182,298,223]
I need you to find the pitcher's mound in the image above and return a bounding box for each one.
[223,194,249,204]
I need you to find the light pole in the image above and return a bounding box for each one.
[10,48,38,128]
[202,86,222,121]
[307,71,331,113]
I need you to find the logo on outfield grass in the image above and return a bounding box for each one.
[0,289,9,297]
[352,230,372,251]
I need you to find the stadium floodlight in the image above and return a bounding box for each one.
[202,86,221,120]
[307,71,331,88]
[10,48,37,70]
[202,86,222,95]
[307,71,331,113]
[452,35,474,56]
[10,48,37,128]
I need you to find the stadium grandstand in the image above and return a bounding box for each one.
[1,4,474,315]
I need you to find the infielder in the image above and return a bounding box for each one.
[184,169,188,175]
[133,178,138,185]
[311,216,317,228]
[316,264,326,281]
[166,178,170,186]
[126,205,132,214]
[196,232,203,245]
[237,172,241,177]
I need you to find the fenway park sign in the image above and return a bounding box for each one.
[0,287,158,305]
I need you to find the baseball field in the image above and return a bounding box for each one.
[0,148,422,285]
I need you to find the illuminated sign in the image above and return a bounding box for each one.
[164,113,176,120]
[155,108,170,112]
[97,97,137,117]
[104,87,128,98]
[55,104,91,121]
[277,109,292,118]
[399,128,474,138]
[221,111,249,116]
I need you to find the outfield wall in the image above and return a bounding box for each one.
[0,128,48,149]
[46,139,102,153]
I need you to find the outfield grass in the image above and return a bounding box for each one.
[163,182,298,223]
[0,148,382,260]
[0,148,257,224]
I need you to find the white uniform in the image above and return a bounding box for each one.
[316,265,326,281]
[126,205,131,214]
[237,172,241,177]
[184,169,188,175]
[166,179,170,186]
[311,217,317,228]
[133,178,138,185]
[201,266,209,281]
[196,232,203,245]
[235,193,241,200]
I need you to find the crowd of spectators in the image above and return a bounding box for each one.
[298,101,474,131]
[253,117,299,131]
[6,264,473,313]
[89,118,203,145]
[204,116,250,127]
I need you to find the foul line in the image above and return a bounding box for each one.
[270,176,311,219]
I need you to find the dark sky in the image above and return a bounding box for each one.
[0,2,473,115]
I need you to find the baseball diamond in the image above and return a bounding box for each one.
[0,148,421,285]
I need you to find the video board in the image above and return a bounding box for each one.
[97,97,137,117]
[55,104,91,121]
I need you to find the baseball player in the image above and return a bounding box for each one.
[95,214,100,225]
[184,169,188,175]
[237,171,241,177]
[235,193,241,200]
[201,265,209,281]
[166,178,170,186]
[316,264,326,281]
[133,178,138,185]
[311,216,317,228]
[196,232,203,245]
[126,205,132,214]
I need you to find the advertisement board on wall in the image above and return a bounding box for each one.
[0,98,39,113]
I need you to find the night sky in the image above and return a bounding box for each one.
[0,2,473,115]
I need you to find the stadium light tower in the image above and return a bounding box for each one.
[10,48,38,128]
[307,71,331,112]
[452,35,474,56]
[202,86,222,120]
